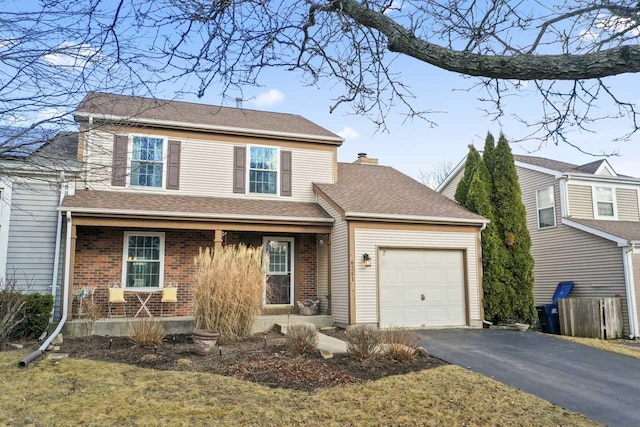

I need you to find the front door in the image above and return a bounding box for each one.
[263,237,294,306]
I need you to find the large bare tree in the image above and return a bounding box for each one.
[1,0,640,164]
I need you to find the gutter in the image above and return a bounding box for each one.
[58,206,334,223]
[622,247,640,339]
[344,211,489,226]
[73,112,344,145]
[19,211,73,367]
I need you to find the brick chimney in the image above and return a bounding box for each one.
[353,152,379,165]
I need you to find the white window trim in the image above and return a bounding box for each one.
[536,185,556,229]
[122,231,165,291]
[127,134,168,190]
[0,179,13,279]
[262,236,294,307]
[247,144,280,196]
[592,185,618,220]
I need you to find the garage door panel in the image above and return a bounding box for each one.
[379,249,466,328]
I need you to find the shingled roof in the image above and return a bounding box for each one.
[569,218,640,243]
[61,190,332,223]
[315,163,486,223]
[75,92,342,143]
[513,154,612,175]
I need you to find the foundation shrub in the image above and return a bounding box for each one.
[127,318,165,347]
[384,327,419,361]
[286,324,318,356]
[346,326,384,361]
[193,245,266,342]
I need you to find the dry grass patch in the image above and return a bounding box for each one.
[557,335,640,360]
[0,351,599,426]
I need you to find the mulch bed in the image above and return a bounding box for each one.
[43,331,446,391]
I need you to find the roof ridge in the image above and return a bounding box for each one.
[84,91,307,119]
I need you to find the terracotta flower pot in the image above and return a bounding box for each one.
[193,329,220,355]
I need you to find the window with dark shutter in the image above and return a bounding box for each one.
[281,150,292,197]
[233,146,246,193]
[112,135,128,186]
[166,140,181,190]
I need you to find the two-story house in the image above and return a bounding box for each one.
[439,154,640,339]
[58,92,487,334]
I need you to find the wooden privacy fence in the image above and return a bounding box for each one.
[558,297,623,340]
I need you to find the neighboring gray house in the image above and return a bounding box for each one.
[439,154,640,339]
[0,132,79,318]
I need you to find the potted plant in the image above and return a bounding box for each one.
[192,245,265,354]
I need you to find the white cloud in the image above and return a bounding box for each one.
[42,42,100,68]
[250,89,285,107]
[383,0,403,15]
[337,126,360,140]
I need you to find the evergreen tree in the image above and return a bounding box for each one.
[464,159,513,322]
[454,145,481,206]
[490,134,536,324]
[483,132,496,178]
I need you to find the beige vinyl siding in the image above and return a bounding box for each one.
[633,254,640,332]
[353,228,481,324]
[317,195,349,325]
[317,239,329,314]
[567,185,593,218]
[616,188,640,221]
[517,167,630,334]
[598,167,613,176]
[86,130,334,202]
[440,169,464,200]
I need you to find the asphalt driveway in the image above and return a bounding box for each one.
[417,329,640,427]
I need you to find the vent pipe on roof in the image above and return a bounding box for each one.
[235,97,243,108]
[353,153,379,165]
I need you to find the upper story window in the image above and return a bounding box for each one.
[249,146,278,194]
[123,232,164,289]
[595,186,615,218]
[536,186,556,229]
[130,136,164,188]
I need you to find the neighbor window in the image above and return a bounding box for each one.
[249,146,277,194]
[536,186,556,229]
[123,232,164,288]
[595,187,615,217]
[130,136,164,187]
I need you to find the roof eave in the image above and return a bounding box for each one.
[344,211,488,226]
[564,173,640,184]
[59,206,334,224]
[74,112,344,145]
[562,218,629,247]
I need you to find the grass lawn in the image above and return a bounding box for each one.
[557,335,640,360]
[0,352,598,426]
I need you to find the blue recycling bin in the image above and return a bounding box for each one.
[536,281,574,334]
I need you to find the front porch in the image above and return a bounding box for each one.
[67,216,332,329]
[62,314,334,337]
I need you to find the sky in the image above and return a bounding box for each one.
[186,59,640,181]
[4,1,639,180]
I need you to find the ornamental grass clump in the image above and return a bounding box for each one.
[384,327,419,361]
[286,324,318,357]
[193,245,266,342]
[127,318,165,347]
[346,325,384,361]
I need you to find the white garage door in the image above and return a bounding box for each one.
[379,248,466,328]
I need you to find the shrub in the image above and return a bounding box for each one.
[127,318,165,347]
[193,245,266,341]
[286,324,318,356]
[18,293,54,338]
[0,275,26,348]
[80,300,100,342]
[384,327,419,361]
[345,325,384,361]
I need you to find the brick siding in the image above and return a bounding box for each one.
[73,227,319,318]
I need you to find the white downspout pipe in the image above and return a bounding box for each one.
[49,175,66,320]
[623,247,640,339]
[20,211,72,367]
